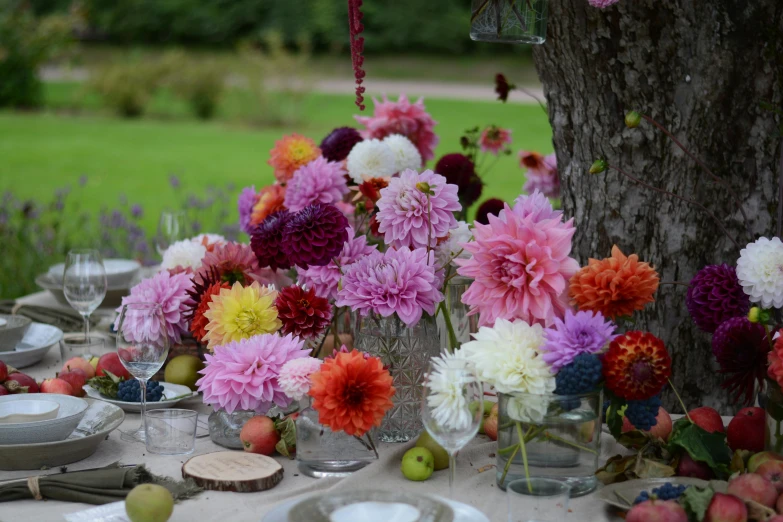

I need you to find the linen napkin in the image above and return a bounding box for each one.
[0,301,98,332]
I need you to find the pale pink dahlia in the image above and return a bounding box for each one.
[116,271,194,345]
[355,94,439,162]
[284,157,350,212]
[336,247,443,327]
[513,190,563,222]
[297,227,377,300]
[522,152,560,199]
[376,168,461,249]
[456,201,579,328]
[196,333,310,414]
[278,357,323,401]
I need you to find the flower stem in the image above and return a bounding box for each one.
[542,431,598,454]
[498,440,519,486]
[516,422,532,493]
[668,378,692,422]
[438,300,459,353]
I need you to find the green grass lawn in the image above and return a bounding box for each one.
[0,85,552,234]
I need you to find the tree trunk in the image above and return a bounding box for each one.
[533,0,783,412]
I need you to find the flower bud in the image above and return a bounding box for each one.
[748,307,770,324]
[625,111,642,129]
[589,159,608,175]
[416,182,434,195]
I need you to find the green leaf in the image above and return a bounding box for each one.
[604,390,626,440]
[86,374,124,399]
[679,486,715,522]
[668,419,732,477]
[595,454,637,485]
[633,455,676,479]
[274,416,297,459]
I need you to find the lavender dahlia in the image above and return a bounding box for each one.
[250,210,293,271]
[686,264,750,333]
[282,203,349,269]
[284,157,349,212]
[542,310,616,372]
[238,186,259,235]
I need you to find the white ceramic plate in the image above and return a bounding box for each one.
[596,477,728,510]
[0,394,89,444]
[49,258,141,287]
[64,501,129,522]
[83,381,197,412]
[263,496,489,522]
[0,323,63,368]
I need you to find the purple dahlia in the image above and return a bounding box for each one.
[250,210,293,271]
[711,316,769,405]
[283,203,349,269]
[686,264,750,333]
[320,127,363,162]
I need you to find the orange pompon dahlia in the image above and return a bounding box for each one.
[603,331,671,400]
[309,350,394,437]
[249,184,287,228]
[569,245,659,320]
[268,134,321,183]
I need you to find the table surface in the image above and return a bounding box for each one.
[2,297,632,522]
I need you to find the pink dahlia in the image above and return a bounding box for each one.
[522,153,560,199]
[238,186,259,234]
[513,190,563,222]
[116,271,193,345]
[336,247,443,327]
[456,201,579,328]
[376,168,461,249]
[284,157,350,212]
[196,333,310,414]
[297,227,377,300]
[479,126,512,155]
[355,94,439,162]
[195,241,266,286]
[278,357,323,401]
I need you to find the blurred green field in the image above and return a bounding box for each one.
[0,84,552,233]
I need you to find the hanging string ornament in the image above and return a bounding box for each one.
[348,0,366,110]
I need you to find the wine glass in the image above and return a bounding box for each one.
[156,211,187,256]
[115,302,170,443]
[63,249,107,343]
[422,357,483,499]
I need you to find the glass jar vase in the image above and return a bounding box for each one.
[470,0,548,44]
[208,409,255,449]
[438,276,478,353]
[354,313,440,442]
[496,390,602,497]
[766,379,783,452]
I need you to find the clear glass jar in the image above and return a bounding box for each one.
[470,0,548,44]
[496,390,602,497]
[437,276,477,353]
[766,379,783,452]
[354,312,440,442]
[208,409,255,449]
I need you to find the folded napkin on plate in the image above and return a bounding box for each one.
[0,301,98,332]
[0,464,202,505]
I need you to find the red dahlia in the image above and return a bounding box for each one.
[189,281,230,342]
[275,285,333,340]
[603,331,671,400]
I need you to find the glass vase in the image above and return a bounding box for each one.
[208,409,255,449]
[295,398,378,478]
[766,379,783,452]
[438,276,477,353]
[496,390,602,497]
[354,313,440,442]
[470,0,548,44]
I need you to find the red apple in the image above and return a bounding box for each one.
[621,407,673,441]
[678,452,714,480]
[768,517,783,522]
[4,372,39,393]
[688,407,725,434]
[748,452,783,473]
[40,378,74,395]
[240,416,279,456]
[727,407,765,453]
[484,403,499,441]
[727,473,777,508]
[0,386,8,396]
[58,370,87,397]
[0,360,8,382]
[60,357,95,379]
[95,353,131,380]
[757,460,783,493]
[626,500,688,522]
[705,493,748,522]
[776,491,783,513]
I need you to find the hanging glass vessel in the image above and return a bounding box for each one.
[470,0,548,44]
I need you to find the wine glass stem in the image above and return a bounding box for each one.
[138,378,147,435]
[448,452,456,499]
[83,314,90,343]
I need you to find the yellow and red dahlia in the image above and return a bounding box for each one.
[268,134,321,184]
[603,331,671,400]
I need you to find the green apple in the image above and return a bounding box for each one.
[125,484,174,522]
[470,400,494,434]
[415,430,449,471]
[401,447,435,481]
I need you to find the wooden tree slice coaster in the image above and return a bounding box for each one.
[182,451,284,492]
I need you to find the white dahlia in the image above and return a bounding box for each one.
[737,236,783,309]
[192,233,226,247]
[425,351,476,431]
[346,138,397,184]
[435,220,472,268]
[458,318,554,395]
[161,239,207,271]
[383,134,422,173]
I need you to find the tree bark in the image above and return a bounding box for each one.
[533,0,783,412]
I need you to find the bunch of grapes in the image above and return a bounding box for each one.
[624,395,662,431]
[634,482,689,504]
[116,380,164,402]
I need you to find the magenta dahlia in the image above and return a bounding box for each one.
[376,168,461,249]
[284,157,349,212]
[711,316,770,405]
[238,186,259,235]
[355,94,439,162]
[686,264,750,333]
[320,127,363,162]
[250,210,293,271]
[336,247,443,327]
[282,203,350,269]
[275,285,333,340]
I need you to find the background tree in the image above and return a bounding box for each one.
[533,0,783,411]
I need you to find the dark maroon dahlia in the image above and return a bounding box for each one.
[275,285,333,339]
[434,153,483,208]
[711,316,769,405]
[495,73,515,103]
[320,127,363,162]
[475,198,505,225]
[282,203,349,269]
[250,210,293,271]
[686,264,750,333]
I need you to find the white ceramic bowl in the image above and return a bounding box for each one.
[0,323,63,369]
[0,399,60,424]
[0,314,32,352]
[0,394,89,444]
[48,258,141,287]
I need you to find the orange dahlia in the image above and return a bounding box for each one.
[268,134,321,183]
[249,184,287,228]
[309,350,394,437]
[603,331,671,400]
[569,245,659,320]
